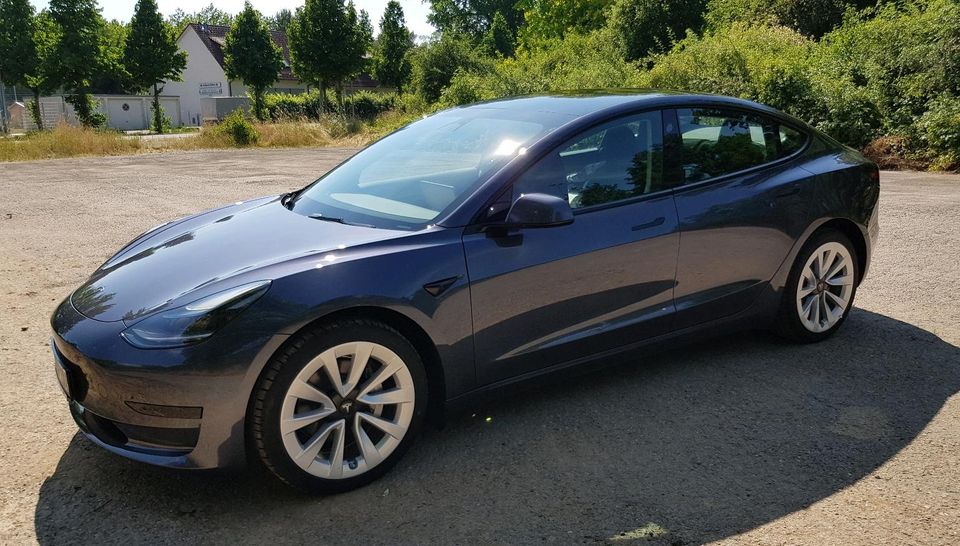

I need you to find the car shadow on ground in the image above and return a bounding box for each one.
[34,310,960,545]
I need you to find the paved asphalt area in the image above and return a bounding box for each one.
[1,149,958,545]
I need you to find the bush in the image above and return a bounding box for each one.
[814,0,960,132]
[214,109,259,146]
[914,97,960,170]
[440,29,644,107]
[395,92,434,115]
[265,90,396,121]
[409,33,492,103]
[640,23,817,118]
[264,91,326,120]
[341,90,396,120]
[804,76,881,148]
[704,0,853,38]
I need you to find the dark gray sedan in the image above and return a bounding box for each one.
[51,92,879,493]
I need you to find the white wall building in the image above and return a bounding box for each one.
[163,23,379,126]
[163,23,309,126]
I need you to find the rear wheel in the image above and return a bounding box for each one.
[249,319,428,493]
[776,229,859,342]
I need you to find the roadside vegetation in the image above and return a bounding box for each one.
[0,116,382,162]
[1,0,958,170]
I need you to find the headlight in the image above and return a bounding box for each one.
[121,281,271,349]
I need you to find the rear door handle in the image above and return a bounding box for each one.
[632,216,665,231]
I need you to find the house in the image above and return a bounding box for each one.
[163,23,378,126]
[162,23,308,126]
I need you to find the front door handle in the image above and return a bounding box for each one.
[632,216,666,232]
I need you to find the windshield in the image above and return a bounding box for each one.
[289,107,574,230]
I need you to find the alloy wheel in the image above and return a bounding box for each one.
[279,341,415,479]
[795,241,855,333]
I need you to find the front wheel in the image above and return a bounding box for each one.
[249,319,428,493]
[776,229,859,342]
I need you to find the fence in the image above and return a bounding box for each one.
[12,95,182,131]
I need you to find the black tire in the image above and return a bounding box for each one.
[249,319,429,494]
[775,228,859,343]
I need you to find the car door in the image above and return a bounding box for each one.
[669,106,813,329]
[462,110,681,385]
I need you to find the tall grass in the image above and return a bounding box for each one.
[0,115,405,163]
[0,124,142,162]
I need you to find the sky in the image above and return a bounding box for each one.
[27,0,436,36]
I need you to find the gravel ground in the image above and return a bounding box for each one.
[1,149,958,545]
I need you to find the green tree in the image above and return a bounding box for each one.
[28,11,59,128]
[289,0,371,104]
[439,27,642,106]
[518,0,612,46]
[124,0,187,133]
[704,0,878,38]
[266,8,293,31]
[410,32,490,102]
[223,2,283,121]
[371,0,412,92]
[167,3,233,33]
[609,0,707,61]
[48,0,106,127]
[91,19,130,94]
[481,11,514,57]
[0,0,41,127]
[428,0,523,40]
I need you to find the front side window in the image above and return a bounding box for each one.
[508,111,665,212]
[290,108,573,230]
[677,108,806,183]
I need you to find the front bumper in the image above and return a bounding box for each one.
[50,297,288,469]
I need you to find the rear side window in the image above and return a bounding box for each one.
[677,108,806,183]
[778,124,806,156]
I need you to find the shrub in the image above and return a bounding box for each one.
[264,90,326,120]
[394,92,433,115]
[814,0,960,132]
[914,97,960,170]
[265,90,396,121]
[409,33,491,103]
[214,109,259,146]
[341,90,396,120]
[804,76,881,148]
[704,0,853,38]
[640,23,817,117]
[440,29,644,107]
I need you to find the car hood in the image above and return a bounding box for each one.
[72,196,406,323]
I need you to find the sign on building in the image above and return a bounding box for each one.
[199,82,224,96]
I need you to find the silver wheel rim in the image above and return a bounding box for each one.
[796,241,855,333]
[280,341,415,479]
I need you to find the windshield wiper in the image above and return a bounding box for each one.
[307,214,374,228]
[281,191,299,210]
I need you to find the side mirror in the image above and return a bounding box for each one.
[503,192,574,228]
